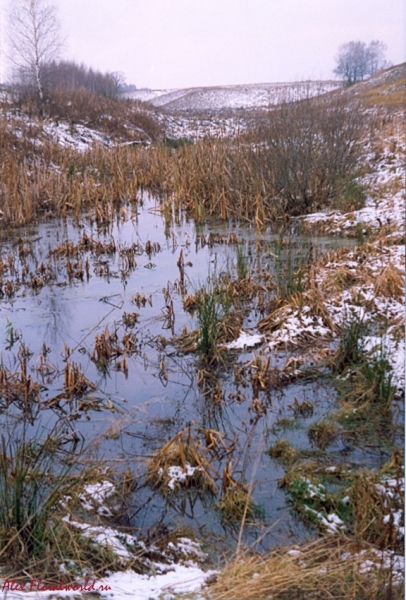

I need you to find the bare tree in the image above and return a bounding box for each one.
[7,0,62,109]
[109,71,127,98]
[334,40,389,86]
[43,61,126,98]
[366,40,389,76]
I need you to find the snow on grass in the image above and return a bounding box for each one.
[160,463,202,490]
[81,480,116,504]
[262,161,404,380]
[128,81,341,112]
[224,330,263,350]
[303,507,346,534]
[0,476,216,600]
[0,514,216,600]
[363,335,405,391]
[0,563,216,600]
[159,112,245,140]
[42,121,112,151]
[167,537,207,561]
[375,474,405,540]
[303,125,405,235]
[341,548,404,583]
[62,515,140,560]
[5,110,113,152]
[303,185,405,234]
[261,272,404,390]
[266,312,331,351]
[132,80,341,140]
[97,564,217,600]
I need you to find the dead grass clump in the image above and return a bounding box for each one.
[332,400,395,449]
[257,297,296,333]
[223,276,271,302]
[323,265,359,293]
[288,397,314,418]
[181,284,244,363]
[131,292,152,308]
[258,288,335,340]
[0,419,134,582]
[64,360,97,398]
[246,354,278,395]
[349,469,404,553]
[217,461,256,522]
[183,293,198,312]
[122,312,139,328]
[202,536,404,600]
[308,421,338,450]
[146,428,217,494]
[331,315,366,373]
[172,327,199,354]
[217,486,255,523]
[91,325,125,370]
[350,472,386,543]
[0,344,44,419]
[303,287,336,333]
[374,264,404,300]
[268,440,299,465]
[217,311,243,344]
[337,345,397,412]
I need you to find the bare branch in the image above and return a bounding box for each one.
[333,40,389,86]
[7,0,62,109]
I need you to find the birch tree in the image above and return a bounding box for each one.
[7,0,62,108]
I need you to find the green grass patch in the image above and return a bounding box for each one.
[236,244,248,280]
[270,417,301,434]
[285,474,353,533]
[162,136,194,150]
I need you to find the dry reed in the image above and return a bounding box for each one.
[203,536,404,600]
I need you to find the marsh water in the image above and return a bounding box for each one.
[1,194,393,552]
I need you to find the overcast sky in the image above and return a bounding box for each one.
[4,0,406,89]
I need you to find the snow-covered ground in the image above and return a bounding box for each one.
[216,120,405,396]
[1,480,216,599]
[126,80,341,112]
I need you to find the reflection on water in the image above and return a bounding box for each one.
[0,195,379,550]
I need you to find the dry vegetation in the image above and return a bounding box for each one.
[0,84,370,227]
[203,536,404,600]
[0,65,404,595]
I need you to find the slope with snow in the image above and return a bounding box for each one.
[126,80,341,112]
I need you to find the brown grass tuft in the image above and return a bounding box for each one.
[374,264,404,300]
[146,427,218,494]
[203,536,404,600]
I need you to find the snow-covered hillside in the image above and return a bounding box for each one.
[126,80,341,112]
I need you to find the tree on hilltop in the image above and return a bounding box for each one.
[334,40,389,86]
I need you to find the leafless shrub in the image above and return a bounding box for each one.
[256,88,367,215]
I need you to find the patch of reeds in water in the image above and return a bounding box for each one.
[146,427,218,494]
[0,416,132,581]
[0,86,368,228]
[217,460,256,523]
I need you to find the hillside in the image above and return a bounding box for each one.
[126,80,341,112]
[348,62,406,108]
[128,66,406,139]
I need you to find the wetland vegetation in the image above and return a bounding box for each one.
[0,64,404,598]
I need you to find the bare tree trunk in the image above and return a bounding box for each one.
[30,0,45,107]
[7,0,62,114]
